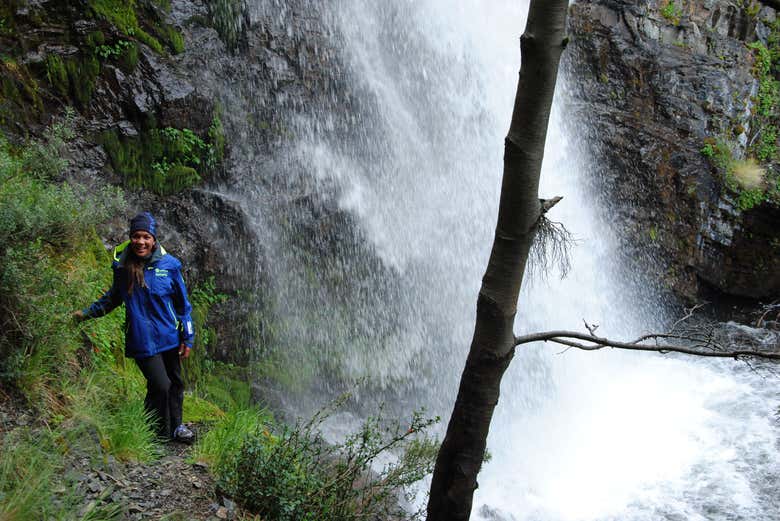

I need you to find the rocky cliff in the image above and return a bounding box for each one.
[566,0,780,301]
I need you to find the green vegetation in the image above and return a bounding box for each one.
[746,41,780,162]
[1,427,123,519]
[0,114,243,517]
[192,407,272,473]
[701,139,774,211]
[215,397,439,521]
[0,115,162,517]
[86,0,184,55]
[208,0,246,51]
[660,1,682,26]
[0,58,44,125]
[101,124,219,195]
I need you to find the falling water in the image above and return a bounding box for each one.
[209,1,780,519]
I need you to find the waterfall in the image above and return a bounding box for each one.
[211,1,780,519]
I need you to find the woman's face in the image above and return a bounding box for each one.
[130,231,155,257]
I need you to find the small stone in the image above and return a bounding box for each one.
[222,497,236,511]
[88,481,102,493]
[192,480,203,489]
[215,506,229,519]
[193,461,209,471]
[128,504,143,513]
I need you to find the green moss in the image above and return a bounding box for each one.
[86,0,182,56]
[44,55,68,97]
[65,54,100,108]
[119,41,140,72]
[208,115,226,164]
[0,60,43,118]
[100,123,221,195]
[701,139,732,171]
[183,395,226,423]
[85,30,106,49]
[167,26,185,54]
[135,27,164,54]
[208,0,245,51]
[88,0,139,35]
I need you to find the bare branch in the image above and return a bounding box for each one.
[671,302,709,330]
[514,329,780,360]
[582,319,598,336]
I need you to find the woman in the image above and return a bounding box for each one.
[75,212,195,443]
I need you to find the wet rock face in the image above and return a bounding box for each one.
[566,0,780,300]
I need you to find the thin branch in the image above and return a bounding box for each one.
[671,302,708,330]
[582,319,598,336]
[540,196,563,214]
[514,330,780,360]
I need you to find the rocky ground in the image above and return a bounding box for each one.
[0,392,241,521]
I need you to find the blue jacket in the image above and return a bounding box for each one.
[84,241,195,359]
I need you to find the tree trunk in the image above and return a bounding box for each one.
[426,2,570,520]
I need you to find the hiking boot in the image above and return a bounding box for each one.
[173,424,195,444]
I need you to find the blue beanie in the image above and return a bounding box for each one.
[129,212,157,238]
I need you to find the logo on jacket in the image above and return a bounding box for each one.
[154,268,169,277]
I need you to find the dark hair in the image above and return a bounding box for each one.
[126,253,147,294]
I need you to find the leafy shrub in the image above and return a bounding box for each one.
[219,399,439,521]
[737,187,766,211]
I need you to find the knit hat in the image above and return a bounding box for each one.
[129,212,157,238]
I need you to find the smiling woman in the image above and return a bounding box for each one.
[73,212,196,443]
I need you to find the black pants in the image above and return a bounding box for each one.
[135,348,183,438]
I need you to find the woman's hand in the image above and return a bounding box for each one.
[178,344,191,359]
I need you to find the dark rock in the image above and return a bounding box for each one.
[567,0,780,301]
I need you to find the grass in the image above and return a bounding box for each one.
[731,158,766,190]
[0,424,123,520]
[191,407,273,473]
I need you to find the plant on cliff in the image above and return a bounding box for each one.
[101,124,219,195]
[700,138,772,211]
[207,0,247,51]
[746,41,780,161]
[87,0,185,55]
[660,1,682,26]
